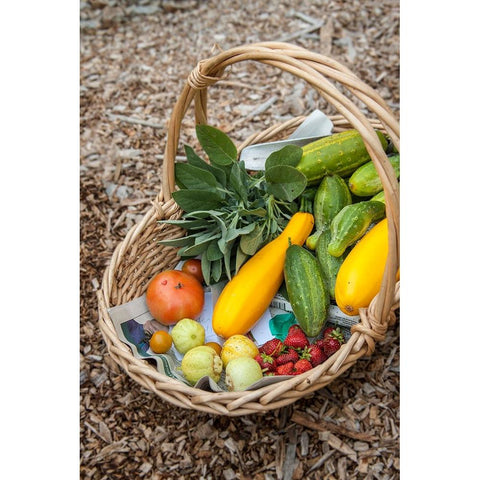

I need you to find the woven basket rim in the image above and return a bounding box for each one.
[97,42,400,416]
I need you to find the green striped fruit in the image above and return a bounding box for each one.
[315,229,346,300]
[328,201,385,257]
[313,174,352,233]
[348,154,400,196]
[371,190,385,203]
[296,130,389,185]
[284,244,330,337]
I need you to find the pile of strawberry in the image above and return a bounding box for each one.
[255,324,345,376]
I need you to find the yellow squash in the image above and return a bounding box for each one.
[335,218,399,316]
[212,212,314,338]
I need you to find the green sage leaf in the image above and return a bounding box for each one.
[239,224,264,255]
[175,163,219,192]
[206,241,223,261]
[235,248,249,274]
[196,124,237,166]
[201,254,211,285]
[172,189,223,212]
[265,165,307,202]
[184,145,227,187]
[211,258,223,283]
[229,161,248,203]
[265,144,303,170]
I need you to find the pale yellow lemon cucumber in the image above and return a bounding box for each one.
[212,212,314,338]
[335,218,399,316]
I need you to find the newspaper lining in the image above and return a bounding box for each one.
[108,286,360,392]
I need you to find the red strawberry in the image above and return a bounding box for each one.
[322,326,336,339]
[259,338,283,357]
[284,325,309,350]
[304,344,327,367]
[323,337,342,357]
[276,348,299,366]
[315,338,325,349]
[276,361,294,376]
[255,353,277,373]
[293,358,312,375]
[323,327,345,343]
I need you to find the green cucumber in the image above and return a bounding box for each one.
[328,201,385,257]
[313,174,352,233]
[284,244,330,337]
[371,190,385,203]
[315,229,346,300]
[348,154,400,196]
[296,130,389,186]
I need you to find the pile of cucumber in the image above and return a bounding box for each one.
[284,130,399,337]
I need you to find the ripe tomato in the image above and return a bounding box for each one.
[181,258,204,284]
[149,330,173,354]
[146,270,204,325]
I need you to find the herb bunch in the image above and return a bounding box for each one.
[160,125,308,285]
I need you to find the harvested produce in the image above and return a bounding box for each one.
[328,201,385,257]
[212,211,314,339]
[254,353,278,374]
[253,325,340,377]
[335,218,397,316]
[180,345,223,385]
[181,258,204,284]
[313,174,352,233]
[160,125,302,285]
[220,334,259,367]
[283,324,309,350]
[348,154,400,196]
[371,190,385,203]
[145,270,205,325]
[170,318,205,354]
[284,245,330,337]
[225,357,263,391]
[148,330,173,354]
[315,229,346,299]
[296,130,389,185]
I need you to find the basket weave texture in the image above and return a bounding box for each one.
[97,42,400,416]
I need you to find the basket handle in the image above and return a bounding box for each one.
[161,41,400,331]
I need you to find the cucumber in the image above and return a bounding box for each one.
[371,190,385,203]
[315,229,346,300]
[313,174,352,233]
[296,130,389,186]
[305,230,321,250]
[348,154,400,196]
[284,244,330,337]
[328,201,385,257]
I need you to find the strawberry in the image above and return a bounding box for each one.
[276,361,294,376]
[283,324,309,350]
[259,338,283,357]
[323,337,342,357]
[315,338,325,349]
[323,327,345,343]
[293,358,312,375]
[304,344,327,367]
[255,353,277,373]
[276,348,299,366]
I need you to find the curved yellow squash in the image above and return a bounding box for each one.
[212,212,314,338]
[335,218,399,316]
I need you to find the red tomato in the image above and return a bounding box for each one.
[181,258,204,284]
[146,270,204,325]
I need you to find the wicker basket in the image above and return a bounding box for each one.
[97,42,400,416]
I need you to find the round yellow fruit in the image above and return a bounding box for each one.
[220,334,259,367]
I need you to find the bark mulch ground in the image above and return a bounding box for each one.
[80,1,399,478]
